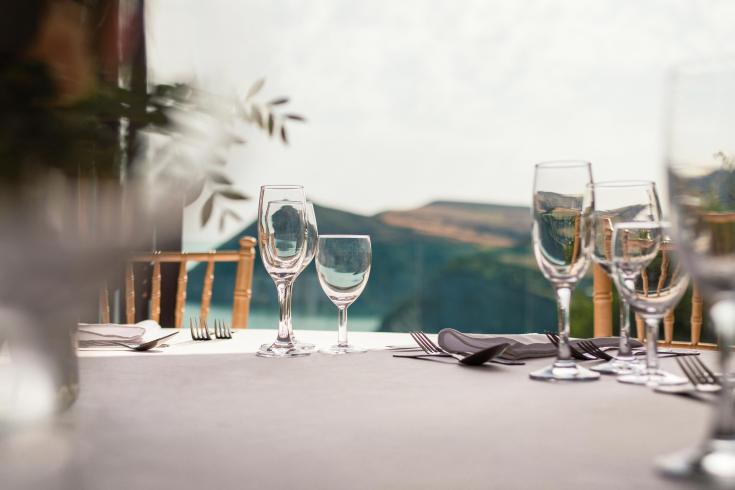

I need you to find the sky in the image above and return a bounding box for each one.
[145,0,735,248]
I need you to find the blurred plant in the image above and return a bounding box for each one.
[135,78,305,230]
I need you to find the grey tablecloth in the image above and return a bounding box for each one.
[0,350,712,490]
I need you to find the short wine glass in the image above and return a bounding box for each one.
[256,185,309,358]
[530,160,598,382]
[611,222,688,386]
[316,235,371,355]
[588,180,662,374]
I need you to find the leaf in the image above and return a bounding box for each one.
[267,113,274,136]
[219,209,243,232]
[251,105,264,127]
[207,170,232,185]
[218,189,248,200]
[246,78,265,100]
[285,113,306,122]
[280,125,288,144]
[268,97,289,105]
[200,194,215,227]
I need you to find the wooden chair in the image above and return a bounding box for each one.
[99,237,257,328]
[592,211,735,349]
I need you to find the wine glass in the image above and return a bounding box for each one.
[611,222,688,386]
[256,185,309,358]
[658,59,735,481]
[530,160,598,381]
[289,202,318,350]
[588,181,662,374]
[316,235,371,355]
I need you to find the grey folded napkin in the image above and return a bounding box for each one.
[437,328,643,361]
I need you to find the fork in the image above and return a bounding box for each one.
[214,319,232,339]
[190,317,211,341]
[577,340,614,361]
[676,356,721,393]
[544,332,593,361]
[406,331,511,366]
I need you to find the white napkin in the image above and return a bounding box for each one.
[77,320,162,347]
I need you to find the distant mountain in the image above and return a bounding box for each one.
[377,200,531,247]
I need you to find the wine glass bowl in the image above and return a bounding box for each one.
[316,235,371,355]
[529,160,598,382]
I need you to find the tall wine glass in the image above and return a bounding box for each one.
[316,235,371,355]
[530,160,598,381]
[256,185,309,358]
[289,202,318,350]
[658,60,735,482]
[611,222,688,386]
[588,181,662,374]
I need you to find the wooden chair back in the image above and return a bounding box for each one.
[592,211,735,349]
[100,236,257,328]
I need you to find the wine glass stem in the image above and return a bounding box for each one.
[710,299,735,439]
[337,305,349,348]
[276,281,292,344]
[644,317,660,375]
[618,298,633,358]
[555,286,573,362]
[284,281,294,340]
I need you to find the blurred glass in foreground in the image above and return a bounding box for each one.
[658,59,735,483]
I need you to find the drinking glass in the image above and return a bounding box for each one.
[289,202,318,350]
[611,222,688,386]
[588,181,662,374]
[658,60,735,481]
[256,185,310,358]
[530,160,598,381]
[316,235,371,355]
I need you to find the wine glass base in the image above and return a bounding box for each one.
[529,362,600,382]
[262,341,316,352]
[256,343,311,358]
[590,357,640,375]
[657,438,735,484]
[290,338,317,351]
[319,344,367,355]
[617,369,686,387]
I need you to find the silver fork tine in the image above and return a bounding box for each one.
[214,319,220,338]
[412,331,438,354]
[416,331,442,354]
[692,356,719,385]
[409,331,431,353]
[203,318,211,340]
[685,356,710,385]
[224,320,232,339]
[676,357,699,385]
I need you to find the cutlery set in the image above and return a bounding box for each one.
[393,331,517,366]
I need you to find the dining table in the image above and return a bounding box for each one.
[0,328,713,490]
